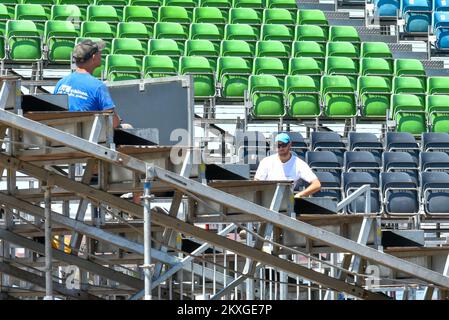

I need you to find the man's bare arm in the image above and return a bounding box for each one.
[295,179,321,198]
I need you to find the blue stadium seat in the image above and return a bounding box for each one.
[344,151,381,172]
[433,11,449,49]
[402,0,432,33]
[421,172,449,215]
[421,132,449,152]
[312,171,342,202]
[306,151,342,170]
[342,172,380,214]
[374,0,400,17]
[311,132,346,164]
[435,0,449,11]
[381,172,419,215]
[385,132,419,154]
[419,152,449,172]
[382,151,419,180]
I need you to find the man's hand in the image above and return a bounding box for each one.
[294,193,303,199]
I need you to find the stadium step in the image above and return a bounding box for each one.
[324,11,365,26]
[356,26,398,43]
[388,43,429,60]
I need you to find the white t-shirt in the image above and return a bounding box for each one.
[254,153,318,184]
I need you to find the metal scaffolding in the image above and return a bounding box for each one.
[0,76,448,300]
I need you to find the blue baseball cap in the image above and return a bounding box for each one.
[275,133,291,144]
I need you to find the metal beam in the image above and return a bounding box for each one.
[0,154,384,299]
[0,192,179,266]
[0,229,143,290]
[0,261,102,300]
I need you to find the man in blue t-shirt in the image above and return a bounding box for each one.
[54,39,122,127]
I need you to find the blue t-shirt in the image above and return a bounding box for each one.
[53,72,115,112]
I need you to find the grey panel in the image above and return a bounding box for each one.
[106,78,192,146]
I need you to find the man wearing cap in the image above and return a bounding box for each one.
[255,133,321,198]
[53,39,121,127]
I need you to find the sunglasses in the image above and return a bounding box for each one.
[277,143,289,148]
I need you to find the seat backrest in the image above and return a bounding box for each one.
[261,23,293,41]
[320,75,354,94]
[189,22,222,40]
[220,39,253,56]
[158,5,191,23]
[344,151,380,171]
[224,23,258,40]
[253,57,286,76]
[329,26,360,42]
[248,74,282,93]
[117,22,150,39]
[285,74,318,93]
[289,57,321,75]
[326,41,358,58]
[393,76,425,94]
[193,7,227,23]
[112,38,146,55]
[385,132,419,151]
[51,4,83,21]
[148,38,182,55]
[154,22,188,39]
[325,56,357,75]
[143,54,177,75]
[15,3,48,20]
[382,151,418,171]
[263,8,295,25]
[420,151,449,171]
[348,132,382,150]
[422,132,449,151]
[394,58,426,77]
[380,171,417,191]
[229,7,261,24]
[256,40,288,57]
[360,41,392,58]
[311,131,345,150]
[44,20,78,39]
[87,5,120,22]
[292,40,324,58]
[217,56,251,78]
[306,150,342,168]
[427,76,449,95]
[421,171,449,190]
[123,6,156,23]
[81,21,114,38]
[343,171,379,191]
[179,55,214,73]
[357,75,391,95]
[297,9,328,26]
[295,25,326,42]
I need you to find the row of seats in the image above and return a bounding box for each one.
[373,0,449,49]
[0,4,326,28]
[316,170,449,216]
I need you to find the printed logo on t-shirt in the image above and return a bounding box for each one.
[57,84,89,100]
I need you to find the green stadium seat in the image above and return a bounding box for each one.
[232,0,264,13]
[288,57,321,86]
[185,39,218,68]
[44,20,79,63]
[285,75,320,118]
[360,57,393,85]
[291,40,325,70]
[112,38,146,64]
[321,75,357,118]
[266,0,296,8]
[261,23,293,42]
[393,76,426,96]
[219,39,253,65]
[128,0,161,17]
[6,20,42,62]
[0,4,12,35]
[51,5,83,22]
[105,54,142,81]
[326,41,358,58]
[23,0,55,17]
[224,23,258,51]
[391,94,426,134]
[75,36,107,77]
[189,22,222,45]
[228,8,261,34]
[199,0,231,8]
[255,40,289,65]
[253,56,287,85]
[248,74,285,118]
[328,26,360,49]
[0,0,18,18]
[179,56,216,99]
[360,42,392,59]
[57,0,93,17]
[148,38,182,68]
[163,0,197,10]
[158,6,192,31]
[87,5,120,33]
[357,75,391,117]
[427,95,449,133]
[295,25,326,44]
[263,8,295,26]
[123,6,156,36]
[217,56,251,98]
[297,9,328,28]
[15,4,49,36]
[154,22,188,51]
[117,22,150,45]
[394,59,426,87]
[193,7,227,29]
[325,56,358,88]
[427,76,449,95]
[143,54,178,78]
[80,21,115,51]
[94,0,128,17]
